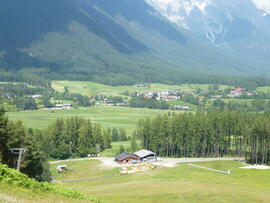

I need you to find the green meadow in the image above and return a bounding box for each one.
[257,86,270,93]
[7,106,168,135]
[52,81,230,97]
[50,160,270,203]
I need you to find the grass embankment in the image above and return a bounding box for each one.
[7,106,167,135]
[52,81,230,97]
[51,160,270,203]
[0,164,98,202]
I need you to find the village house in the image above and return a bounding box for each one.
[134,84,150,89]
[131,91,139,97]
[32,94,43,99]
[115,152,139,164]
[182,104,190,110]
[103,99,114,105]
[198,96,205,102]
[54,104,72,110]
[168,89,181,96]
[229,88,245,97]
[116,103,128,107]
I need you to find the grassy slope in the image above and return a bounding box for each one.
[0,182,89,203]
[51,160,119,181]
[52,81,230,97]
[51,160,270,203]
[7,106,168,135]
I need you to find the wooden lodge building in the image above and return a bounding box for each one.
[115,152,139,164]
[115,149,156,164]
[134,149,156,162]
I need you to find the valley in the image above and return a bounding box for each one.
[49,159,270,203]
[1,0,270,202]
[4,80,270,136]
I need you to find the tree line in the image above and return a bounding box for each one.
[0,109,113,182]
[137,111,270,165]
[0,108,51,182]
[211,99,270,113]
[41,117,112,159]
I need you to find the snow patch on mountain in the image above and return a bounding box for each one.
[253,0,270,14]
[145,0,269,44]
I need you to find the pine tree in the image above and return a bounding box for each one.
[111,128,119,142]
[77,120,93,157]
[119,128,128,141]
[130,134,138,153]
[21,133,51,182]
[118,145,125,154]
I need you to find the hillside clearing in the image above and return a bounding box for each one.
[50,160,270,203]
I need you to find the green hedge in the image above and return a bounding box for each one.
[0,164,99,202]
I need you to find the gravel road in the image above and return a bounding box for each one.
[49,157,244,168]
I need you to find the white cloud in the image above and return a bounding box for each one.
[253,0,270,13]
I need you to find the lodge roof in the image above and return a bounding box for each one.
[134,149,156,158]
[115,152,136,161]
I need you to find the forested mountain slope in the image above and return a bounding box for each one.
[0,0,268,85]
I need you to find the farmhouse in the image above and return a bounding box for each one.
[229,88,245,97]
[32,94,42,99]
[115,152,139,164]
[54,104,72,110]
[134,149,156,162]
[103,99,114,105]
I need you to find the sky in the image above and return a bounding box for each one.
[253,0,270,13]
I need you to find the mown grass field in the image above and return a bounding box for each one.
[52,81,230,97]
[7,106,168,135]
[257,86,270,93]
[51,160,270,203]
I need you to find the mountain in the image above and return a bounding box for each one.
[0,0,269,86]
[146,0,270,75]
[146,0,270,44]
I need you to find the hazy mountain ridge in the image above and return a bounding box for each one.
[146,0,270,44]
